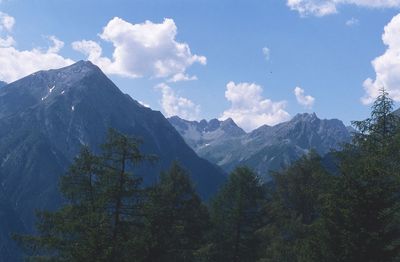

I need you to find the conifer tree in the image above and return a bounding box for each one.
[258,151,332,262]
[323,88,400,261]
[208,167,265,262]
[141,162,209,262]
[16,129,154,262]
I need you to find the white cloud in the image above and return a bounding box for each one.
[71,40,113,71]
[346,17,360,26]
[0,12,15,32]
[167,72,198,82]
[287,0,400,17]
[221,81,290,132]
[47,35,65,54]
[294,86,315,108]
[156,83,200,120]
[362,13,400,104]
[73,17,206,81]
[287,0,338,16]
[0,35,14,47]
[0,12,74,82]
[262,47,270,61]
[0,43,74,82]
[0,12,15,47]
[0,15,204,84]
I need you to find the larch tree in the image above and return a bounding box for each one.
[16,129,155,262]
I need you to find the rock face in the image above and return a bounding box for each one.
[169,113,351,177]
[0,61,225,261]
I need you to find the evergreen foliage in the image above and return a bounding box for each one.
[15,129,154,261]
[259,151,332,261]
[322,88,400,262]
[141,162,209,262]
[208,167,265,262]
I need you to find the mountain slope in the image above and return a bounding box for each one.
[0,185,25,262]
[170,113,351,177]
[0,61,226,261]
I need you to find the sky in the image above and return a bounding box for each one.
[0,0,400,131]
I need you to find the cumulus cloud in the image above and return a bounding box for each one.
[362,13,400,104]
[294,86,315,108]
[0,12,15,32]
[262,47,270,61]
[287,0,400,17]
[0,15,204,83]
[0,35,14,47]
[0,12,15,47]
[47,35,65,54]
[346,17,360,26]
[156,83,200,120]
[220,81,290,132]
[71,40,113,71]
[0,13,74,82]
[73,17,206,81]
[167,73,198,82]
[0,41,74,82]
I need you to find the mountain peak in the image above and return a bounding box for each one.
[222,117,235,125]
[168,116,246,150]
[53,60,103,77]
[292,112,319,122]
[0,61,120,119]
[69,60,99,70]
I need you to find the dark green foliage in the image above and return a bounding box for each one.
[15,131,213,262]
[141,162,209,262]
[258,151,332,262]
[208,167,265,262]
[322,88,400,262]
[15,129,153,261]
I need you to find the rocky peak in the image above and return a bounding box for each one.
[168,116,246,150]
[291,112,319,123]
[219,118,246,136]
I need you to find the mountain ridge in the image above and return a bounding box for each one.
[168,116,246,149]
[169,113,351,176]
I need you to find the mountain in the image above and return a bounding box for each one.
[168,116,246,150]
[169,113,351,177]
[0,186,25,261]
[0,81,6,88]
[0,61,225,261]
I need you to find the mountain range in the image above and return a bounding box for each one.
[0,61,360,261]
[0,61,225,261]
[168,113,352,177]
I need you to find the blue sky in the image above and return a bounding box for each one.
[0,0,400,131]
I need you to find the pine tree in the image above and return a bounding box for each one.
[15,129,154,262]
[258,151,332,262]
[208,167,265,262]
[141,162,209,262]
[323,88,400,261]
